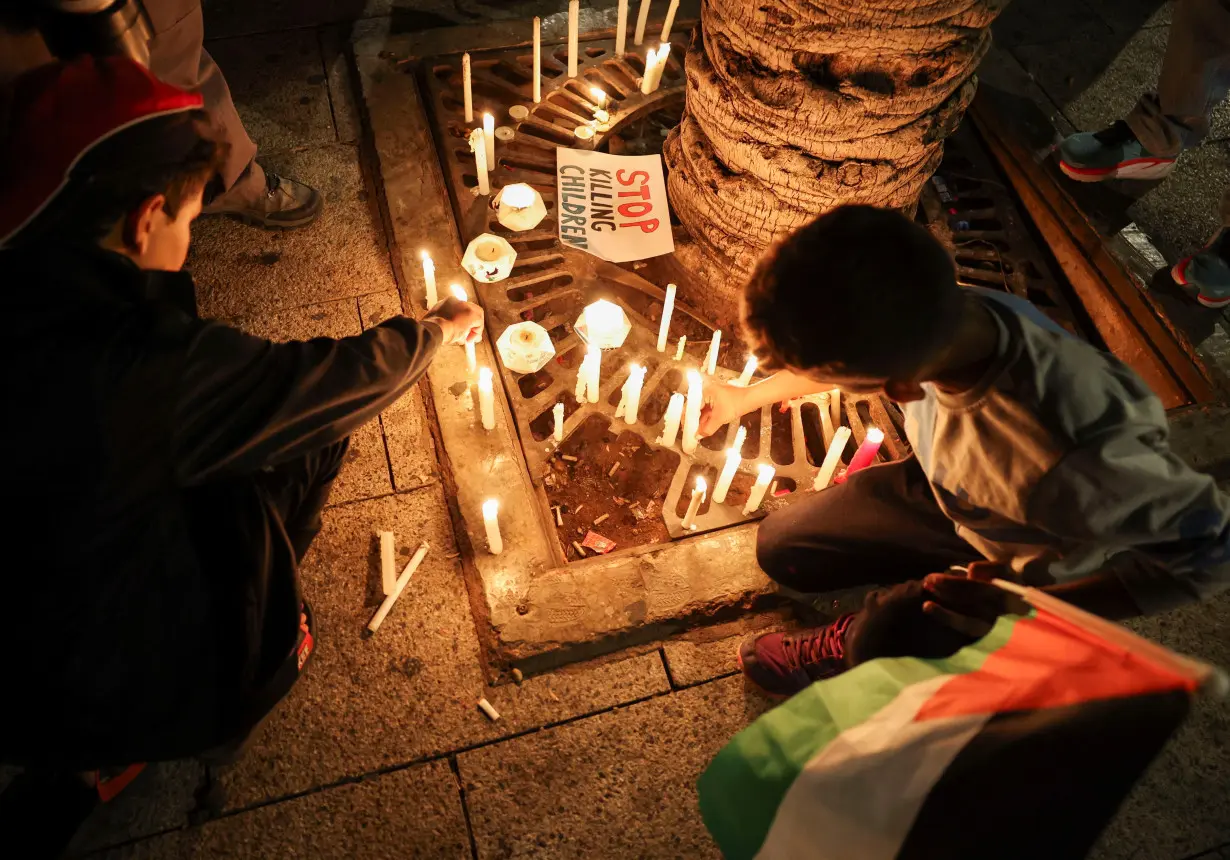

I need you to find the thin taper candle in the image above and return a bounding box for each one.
[478,367,496,430]
[674,335,686,361]
[616,0,629,55]
[681,476,705,529]
[471,128,490,195]
[462,53,473,122]
[682,369,702,454]
[483,112,495,166]
[552,402,564,442]
[705,329,721,375]
[712,448,741,504]
[634,0,651,45]
[482,499,503,554]
[567,0,579,77]
[420,251,437,307]
[656,283,676,352]
[532,17,542,103]
[742,464,776,514]
[658,392,684,446]
[814,426,851,490]
[737,354,757,386]
[835,427,884,484]
[661,0,680,41]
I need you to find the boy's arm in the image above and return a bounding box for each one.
[171,303,477,484]
[1027,423,1230,616]
[700,370,830,436]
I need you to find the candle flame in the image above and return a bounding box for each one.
[482,498,499,516]
[478,366,493,389]
[757,464,775,481]
[451,284,467,301]
[500,182,537,209]
[866,427,885,443]
[589,86,607,104]
[420,249,431,261]
[695,476,707,494]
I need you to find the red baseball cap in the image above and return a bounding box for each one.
[0,55,204,247]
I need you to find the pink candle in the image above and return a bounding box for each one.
[834,427,884,484]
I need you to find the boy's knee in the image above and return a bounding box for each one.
[755,516,810,592]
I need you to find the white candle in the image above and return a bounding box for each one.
[814,425,851,490]
[742,464,776,514]
[661,0,680,41]
[478,367,496,430]
[567,0,579,78]
[682,369,702,454]
[585,343,601,402]
[483,112,495,167]
[640,45,658,95]
[656,282,676,352]
[452,284,477,372]
[616,0,629,55]
[482,499,503,554]
[421,250,437,307]
[470,128,490,195]
[622,364,647,425]
[713,448,741,504]
[705,329,721,375]
[553,402,565,442]
[532,17,542,103]
[634,0,651,45]
[574,358,587,401]
[379,530,396,596]
[657,392,684,446]
[674,335,686,361]
[462,52,473,123]
[681,476,705,530]
[737,354,757,386]
[367,542,430,634]
[732,424,747,454]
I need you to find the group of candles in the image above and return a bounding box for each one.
[458,0,678,170]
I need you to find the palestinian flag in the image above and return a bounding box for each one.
[699,585,1224,860]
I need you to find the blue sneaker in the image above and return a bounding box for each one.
[1058,121,1176,182]
[1173,229,1230,308]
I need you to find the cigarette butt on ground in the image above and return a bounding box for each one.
[608,461,620,477]
[593,513,609,526]
[561,454,578,462]
[512,668,524,685]
[367,542,430,634]
[553,506,563,526]
[478,697,501,721]
[378,531,396,596]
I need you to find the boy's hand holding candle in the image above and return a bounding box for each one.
[426,296,485,345]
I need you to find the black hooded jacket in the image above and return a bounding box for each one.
[0,244,441,767]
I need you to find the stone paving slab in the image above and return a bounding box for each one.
[217,486,670,810]
[190,144,397,319]
[102,761,470,859]
[993,0,1112,50]
[321,26,362,146]
[457,675,772,860]
[1083,0,1173,35]
[360,291,441,492]
[1012,24,1230,140]
[1127,141,1230,263]
[205,29,339,154]
[67,760,204,857]
[202,0,464,40]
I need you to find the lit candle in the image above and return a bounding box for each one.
[657,392,684,446]
[462,52,473,123]
[621,364,647,425]
[585,343,601,402]
[579,299,629,348]
[590,86,608,109]
[742,464,776,514]
[835,427,884,484]
[661,0,680,41]
[705,329,721,375]
[469,128,490,195]
[567,0,579,78]
[732,424,747,454]
[477,367,496,430]
[712,448,741,504]
[421,250,437,307]
[634,0,651,46]
[656,282,676,352]
[682,369,702,454]
[681,476,705,530]
[574,356,587,401]
[814,426,851,490]
[553,401,564,442]
[532,17,542,103]
[496,183,546,232]
[451,284,477,372]
[674,335,686,361]
[482,499,503,554]
[483,112,495,167]
[616,0,629,55]
[736,354,757,386]
[640,45,658,95]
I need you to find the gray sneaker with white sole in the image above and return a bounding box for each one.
[203,162,323,229]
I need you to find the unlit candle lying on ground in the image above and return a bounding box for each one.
[367,542,430,633]
[477,697,500,721]
[379,530,396,595]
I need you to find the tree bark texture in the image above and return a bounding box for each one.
[664,0,1008,303]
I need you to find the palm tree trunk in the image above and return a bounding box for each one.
[664,0,1007,320]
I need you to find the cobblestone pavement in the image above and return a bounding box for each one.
[9,0,1226,857]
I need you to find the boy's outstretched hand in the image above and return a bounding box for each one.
[921,562,1029,640]
[426,296,485,345]
[699,383,746,437]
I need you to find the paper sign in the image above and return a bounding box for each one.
[556,149,674,263]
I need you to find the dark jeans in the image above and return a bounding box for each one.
[257,438,350,564]
[757,455,988,663]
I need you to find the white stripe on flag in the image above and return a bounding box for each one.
[756,675,991,860]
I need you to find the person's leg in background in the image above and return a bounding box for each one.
[145,0,323,228]
[740,455,984,698]
[1059,0,1230,307]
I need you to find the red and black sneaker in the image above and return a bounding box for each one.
[737,614,857,699]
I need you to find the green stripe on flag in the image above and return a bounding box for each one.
[699,612,1027,860]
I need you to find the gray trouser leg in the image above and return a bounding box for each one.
[145,0,258,190]
[1126,0,1230,156]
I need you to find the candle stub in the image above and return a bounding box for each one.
[574,125,595,140]
[495,126,515,141]
[509,104,530,120]
[482,499,503,555]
